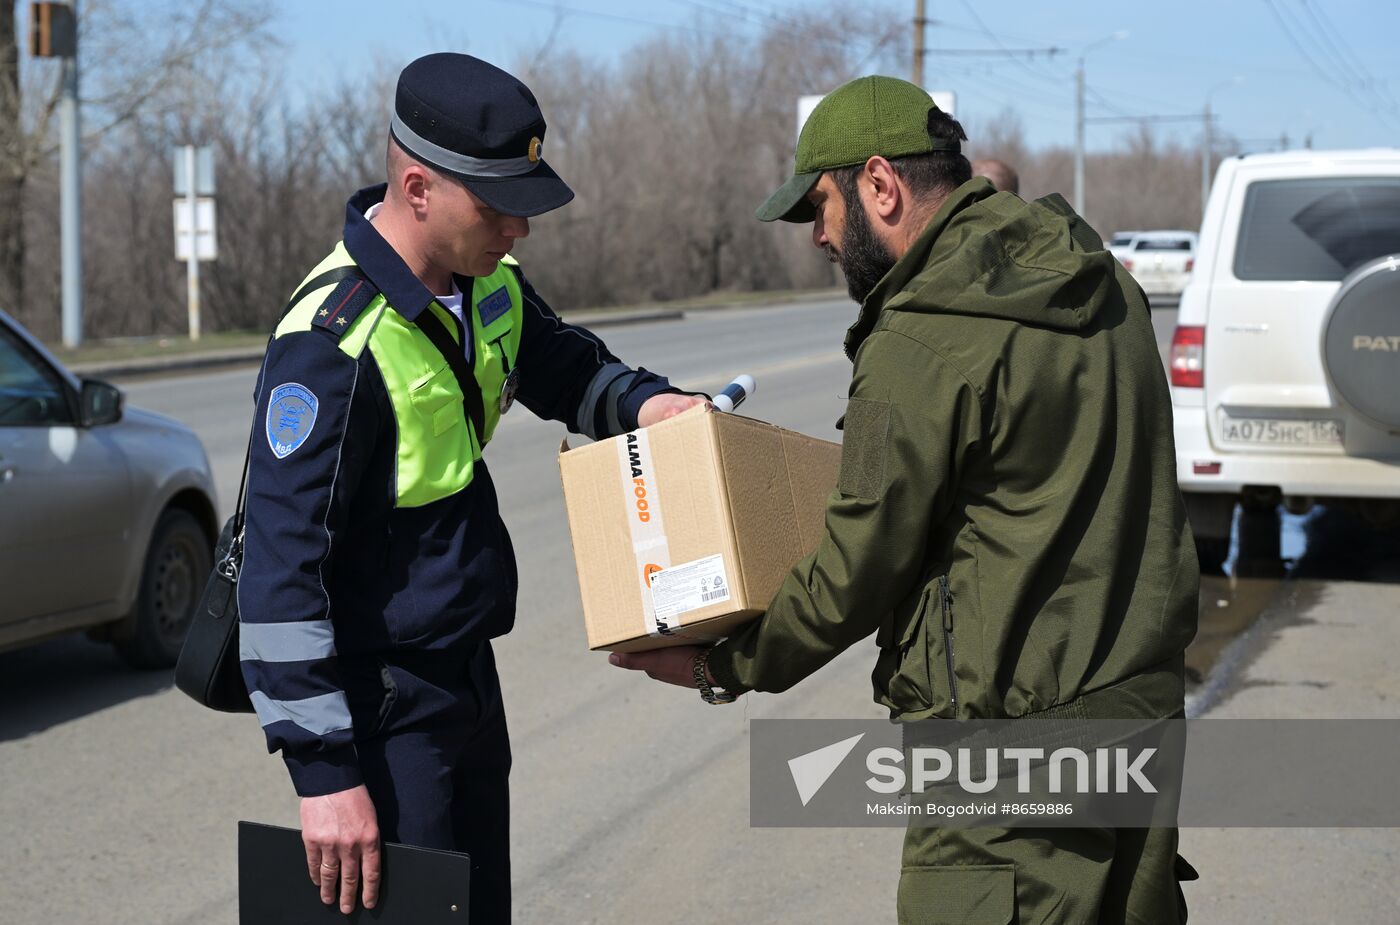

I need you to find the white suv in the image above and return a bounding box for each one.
[1171,149,1400,571]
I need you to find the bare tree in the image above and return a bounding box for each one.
[9,0,274,338]
[10,1,1237,342]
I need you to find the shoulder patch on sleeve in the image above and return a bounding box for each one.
[266,382,319,459]
[311,275,378,336]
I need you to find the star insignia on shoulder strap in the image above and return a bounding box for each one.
[311,271,379,339]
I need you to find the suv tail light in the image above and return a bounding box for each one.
[1185,258,1195,272]
[1170,325,1204,388]
[1123,259,1134,271]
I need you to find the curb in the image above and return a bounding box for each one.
[71,309,686,379]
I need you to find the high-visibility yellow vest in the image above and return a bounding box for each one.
[277,243,524,508]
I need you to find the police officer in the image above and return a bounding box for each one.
[613,76,1198,923]
[237,53,702,922]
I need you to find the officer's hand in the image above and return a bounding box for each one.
[637,393,709,428]
[301,784,381,914]
[610,646,709,688]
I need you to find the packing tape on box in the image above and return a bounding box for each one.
[618,428,725,642]
[619,429,676,637]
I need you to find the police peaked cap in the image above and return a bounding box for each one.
[391,53,574,217]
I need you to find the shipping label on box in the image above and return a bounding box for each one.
[558,406,840,652]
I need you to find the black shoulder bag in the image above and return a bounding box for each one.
[173,435,256,712]
[174,266,367,713]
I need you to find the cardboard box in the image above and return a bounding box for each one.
[559,406,840,652]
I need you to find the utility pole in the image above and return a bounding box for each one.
[912,0,926,88]
[60,35,80,348]
[33,1,84,348]
[1201,102,1212,220]
[183,145,200,341]
[1201,78,1241,224]
[1072,31,1127,219]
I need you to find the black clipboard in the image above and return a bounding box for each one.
[238,821,470,923]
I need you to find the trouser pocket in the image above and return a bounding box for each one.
[897,864,1016,924]
[344,657,399,739]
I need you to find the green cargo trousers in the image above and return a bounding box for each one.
[894,663,1197,923]
[897,824,1196,924]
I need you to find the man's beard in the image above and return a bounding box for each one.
[827,193,897,304]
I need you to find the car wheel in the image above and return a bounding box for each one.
[116,509,212,669]
[1194,535,1230,575]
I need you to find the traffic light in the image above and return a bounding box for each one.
[30,2,77,59]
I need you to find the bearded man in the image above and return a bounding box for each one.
[613,76,1199,924]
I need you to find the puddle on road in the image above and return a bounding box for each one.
[1184,503,1400,692]
[1185,574,1281,688]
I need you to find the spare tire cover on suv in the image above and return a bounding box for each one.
[1322,255,1400,430]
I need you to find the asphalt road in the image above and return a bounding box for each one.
[2,296,1397,924]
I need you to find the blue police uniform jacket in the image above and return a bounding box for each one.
[238,185,678,795]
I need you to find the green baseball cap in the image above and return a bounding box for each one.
[757,75,960,223]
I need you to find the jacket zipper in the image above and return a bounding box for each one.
[938,574,958,713]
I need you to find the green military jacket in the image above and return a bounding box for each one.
[707,178,1199,721]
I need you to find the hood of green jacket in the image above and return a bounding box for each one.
[846,178,1122,357]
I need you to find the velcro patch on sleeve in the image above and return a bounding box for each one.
[312,277,376,335]
[477,286,513,326]
[837,397,890,500]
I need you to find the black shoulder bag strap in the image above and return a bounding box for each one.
[414,304,488,451]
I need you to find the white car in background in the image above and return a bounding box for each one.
[1113,230,1198,297]
[1108,230,1146,262]
[1170,149,1400,571]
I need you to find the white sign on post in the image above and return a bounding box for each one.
[173,198,217,261]
[173,144,216,340]
[173,146,216,196]
[797,94,825,146]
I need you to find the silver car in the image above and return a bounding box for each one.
[0,309,218,666]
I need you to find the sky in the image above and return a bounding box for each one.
[277,0,1400,155]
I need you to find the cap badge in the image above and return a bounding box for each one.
[527,136,542,164]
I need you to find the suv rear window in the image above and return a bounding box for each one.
[1234,177,1400,281]
[1136,239,1193,251]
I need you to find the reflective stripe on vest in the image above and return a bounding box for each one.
[277,243,525,509]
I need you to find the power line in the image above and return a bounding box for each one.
[504,0,729,36]
[919,48,1063,58]
[1085,114,1211,125]
[505,0,899,63]
[1296,0,1369,89]
[1274,0,1351,88]
[1297,0,1400,113]
[1262,0,1399,128]
[954,0,1064,86]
